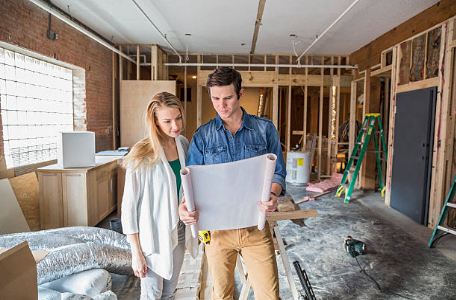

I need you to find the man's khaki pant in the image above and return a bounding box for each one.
[205,222,279,300]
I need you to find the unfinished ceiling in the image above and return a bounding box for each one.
[48,0,439,55]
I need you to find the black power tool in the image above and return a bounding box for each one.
[344,236,366,258]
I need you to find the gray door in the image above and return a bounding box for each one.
[390,87,436,225]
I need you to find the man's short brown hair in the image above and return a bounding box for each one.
[206,67,242,99]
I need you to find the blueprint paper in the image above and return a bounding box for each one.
[181,154,276,236]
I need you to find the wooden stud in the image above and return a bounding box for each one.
[349,81,357,157]
[136,45,140,80]
[287,55,292,152]
[197,54,202,128]
[318,64,324,180]
[303,56,308,150]
[273,55,279,129]
[429,23,451,228]
[184,64,187,137]
[335,56,342,173]
[385,46,400,206]
[327,57,333,175]
[112,52,117,150]
[152,45,158,80]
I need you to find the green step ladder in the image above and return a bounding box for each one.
[335,113,388,203]
[428,173,456,248]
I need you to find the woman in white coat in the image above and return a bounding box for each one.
[121,92,198,300]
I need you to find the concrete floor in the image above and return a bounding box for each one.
[271,187,456,300]
[100,186,456,300]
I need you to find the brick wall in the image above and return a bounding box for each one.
[0,0,113,155]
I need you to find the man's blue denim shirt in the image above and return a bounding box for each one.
[186,107,286,195]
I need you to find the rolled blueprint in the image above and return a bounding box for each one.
[181,167,199,238]
[258,154,277,230]
[181,153,277,232]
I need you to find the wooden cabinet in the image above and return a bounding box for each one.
[37,156,123,229]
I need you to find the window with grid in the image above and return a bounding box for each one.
[0,47,73,169]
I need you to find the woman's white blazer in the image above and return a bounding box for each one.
[121,135,198,280]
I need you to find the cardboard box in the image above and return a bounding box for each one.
[58,132,96,168]
[0,241,49,299]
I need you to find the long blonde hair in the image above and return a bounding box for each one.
[122,92,185,170]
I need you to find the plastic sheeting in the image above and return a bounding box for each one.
[0,227,133,284]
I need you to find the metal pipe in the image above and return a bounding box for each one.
[298,0,360,60]
[28,0,136,64]
[163,62,357,69]
[131,0,183,63]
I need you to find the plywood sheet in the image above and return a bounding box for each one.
[120,80,176,147]
[0,179,30,234]
[9,173,40,231]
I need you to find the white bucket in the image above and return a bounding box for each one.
[286,151,311,185]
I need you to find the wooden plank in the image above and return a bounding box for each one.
[371,65,392,77]
[197,70,351,87]
[273,55,279,129]
[429,22,451,228]
[197,54,202,128]
[120,80,176,147]
[287,56,292,152]
[327,57,333,175]
[136,45,140,80]
[112,52,117,150]
[266,209,318,221]
[250,0,266,54]
[152,45,158,80]
[349,81,357,156]
[318,66,323,180]
[385,46,400,206]
[303,57,309,150]
[198,70,276,87]
[184,64,187,136]
[119,46,123,81]
[335,65,341,173]
[9,173,40,231]
[396,77,440,93]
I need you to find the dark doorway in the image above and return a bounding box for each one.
[390,87,436,225]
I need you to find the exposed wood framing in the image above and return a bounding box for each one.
[196,70,351,87]
[112,52,117,149]
[384,18,456,229]
[327,57,333,175]
[272,55,279,129]
[334,56,342,173]
[184,64,187,137]
[350,0,456,71]
[318,65,324,180]
[287,56,292,152]
[152,45,158,80]
[385,46,399,206]
[250,0,266,54]
[136,45,140,80]
[349,81,357,155]
[197,54,202,127]
[429,22,451,228]
[303,56,308,150]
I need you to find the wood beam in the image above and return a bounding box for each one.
[250,0,266,54]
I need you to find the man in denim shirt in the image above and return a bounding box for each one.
[179,67,286,300]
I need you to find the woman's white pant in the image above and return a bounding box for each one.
[140,221,186,300]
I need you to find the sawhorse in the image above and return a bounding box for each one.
[235,209,318,300]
